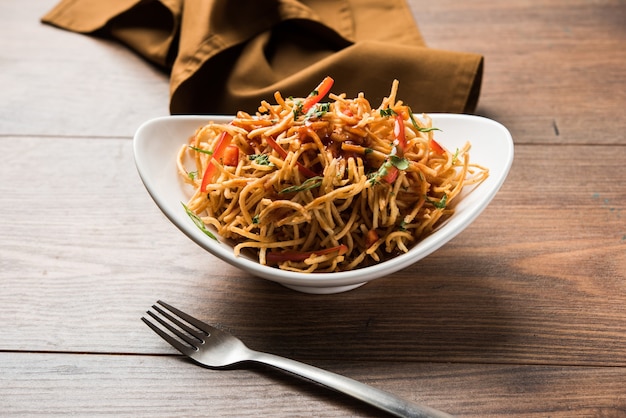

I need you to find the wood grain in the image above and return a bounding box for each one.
[0,1,170,138]
[2,353,625,417]
[1,0,625,416]
[413,0,626,146]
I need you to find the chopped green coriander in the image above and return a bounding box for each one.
[304,102,330,120]
[426,194,448,209]
[368,152,409,185]
[187,170,198,180]
[367,173,380,185]
[407,109,442,133]
[368,160,393,185]
[293,100,304,118]
[380,108,397,117]
[417,126,441,133]
[389,154,409,170]
[280,176,324,193]
[182,202,218,241]
[452,148,460,164]
[248,153,274,166]
[188,145,213,155]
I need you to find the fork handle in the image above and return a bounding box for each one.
[248,350,454,418]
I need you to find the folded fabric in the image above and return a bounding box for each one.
[42,0,483,115]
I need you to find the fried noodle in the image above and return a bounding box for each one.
[177,79,489,273]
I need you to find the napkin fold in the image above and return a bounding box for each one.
[42,0,483,115]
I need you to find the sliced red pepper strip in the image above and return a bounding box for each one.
[381,115,406,184]
[382,166,399,184]
[365,229,379,248]
[429,138,445,155]
[266,244,348,264]
[265,135,318,178]
[200,130,232,192]
[222,145,239,167]
[301,76,334,113]
[265,135,288,159]
[393,114,407,155]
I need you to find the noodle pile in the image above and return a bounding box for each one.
[177,78,488,273]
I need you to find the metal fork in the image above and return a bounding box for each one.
[142,301,454,418]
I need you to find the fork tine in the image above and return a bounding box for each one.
[141,315,196,356]
[156,300,215,335]
[151,304,206,341]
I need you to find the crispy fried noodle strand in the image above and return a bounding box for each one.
[177,78,489,273]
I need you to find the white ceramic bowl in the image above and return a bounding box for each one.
[134,114,514,294]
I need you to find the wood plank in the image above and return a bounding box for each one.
[410,0,626,145]
[1,136,624,366]
[2,352,625,417]
[0,0,169,138]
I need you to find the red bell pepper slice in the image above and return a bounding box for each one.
[382,166,399,184]
[393,114,407,155]
[266,244,348,264]
[429,138,445,155]
[266,135,318,178]
[200,130,232,192]
[381,115,407,184]
[222,145,239,167]
[301,76,334,113]
[365,229,379,248]
[265,135,288,159]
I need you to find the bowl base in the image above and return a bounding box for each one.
[281,282,367,294]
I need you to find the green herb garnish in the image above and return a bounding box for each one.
[304,102,330,120]
[451,148,460,164]
[389,154,409,170]
[417,127,441,133]
[248,154,274,166]
[368,160,392,185]
[188,146,213,155]
[426,194,448,209]
[368,154,409,185]
[407,109,442,133]
[380,108,397,117]
[280,176,324,194]
[293,100,304,118]
[182,202,218,241]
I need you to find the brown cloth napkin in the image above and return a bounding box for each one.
[42,0,483,115]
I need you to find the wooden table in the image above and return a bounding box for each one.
[2,1,625,416]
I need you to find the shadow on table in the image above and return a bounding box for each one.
[190,249,519,365]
